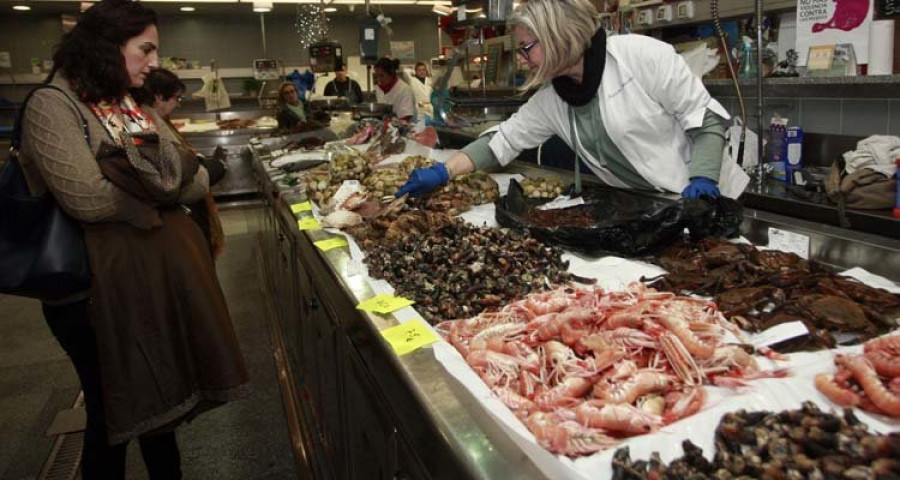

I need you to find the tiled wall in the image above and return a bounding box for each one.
[714,96,897,136]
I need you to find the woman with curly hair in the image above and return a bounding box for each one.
[17,1,248,478]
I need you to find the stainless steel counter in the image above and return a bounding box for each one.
[249,144,900,479]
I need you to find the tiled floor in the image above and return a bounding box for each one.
[0,207,297,480]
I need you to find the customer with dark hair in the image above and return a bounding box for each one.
[17,1,248,478]
[373,56,417,121]
[324,63,363,104]
[135,68,227,258]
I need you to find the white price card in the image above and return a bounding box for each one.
[537,195,585,211]
[767,227,810,259]
[750,321,809,349]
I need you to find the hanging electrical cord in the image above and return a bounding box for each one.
[711,0,747,166]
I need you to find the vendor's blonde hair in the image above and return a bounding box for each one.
[508,0,601,91]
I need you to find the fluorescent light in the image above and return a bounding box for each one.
[418,1,453,4]
[252,1,271,11]
[432,4,453,15]
[180,6,196,11]
[13,5,31,10]
[324,6,337,11]
[140,0,235,3]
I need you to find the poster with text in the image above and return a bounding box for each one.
[796,0,873,66]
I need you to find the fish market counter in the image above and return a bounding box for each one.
[248,138,900,479]
[248,135,546,479]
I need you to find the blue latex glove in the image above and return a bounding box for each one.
[395,163,450,197]
[681,177,721,199]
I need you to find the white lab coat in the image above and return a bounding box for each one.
[484,34,748,198]
[376,79,418,120]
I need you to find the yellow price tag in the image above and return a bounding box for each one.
[314,237,348,251]
[297,217,321,230]
[380,320,439,356]
[290,201,312,213]
[357,294,415,315]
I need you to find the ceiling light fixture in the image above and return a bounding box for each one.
[180,6,196,11]
[13,5,31,10]
[431,4,453,16]
[252,1,271,12]
[324,6,337,11]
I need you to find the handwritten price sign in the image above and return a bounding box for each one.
[380,320,439,356]
[314,237,348,251]
[356,294,415,315]
[290,201,312,213]
[297,217,321,230]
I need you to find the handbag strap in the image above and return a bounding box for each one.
[11,84,90,154]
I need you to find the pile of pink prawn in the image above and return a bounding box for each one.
[815,334,900,417]
[436,282,788,457]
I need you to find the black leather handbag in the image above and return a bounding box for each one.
[0,85,92,299]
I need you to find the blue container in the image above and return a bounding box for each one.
[786,127,804,184]
[894,158,900,218]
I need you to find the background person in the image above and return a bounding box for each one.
[400,60,434,117]
[276,81,308,130]
[373,57,417,122]
[17,1,248,478]
[132,68,227,259]
[397,0,746,200]
[323,63,363,104]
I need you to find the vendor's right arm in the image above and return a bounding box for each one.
[20,88,161,229]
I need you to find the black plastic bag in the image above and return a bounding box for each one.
[495,180,742,257]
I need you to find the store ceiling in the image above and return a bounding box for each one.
[1,1,445,17]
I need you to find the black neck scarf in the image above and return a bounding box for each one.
[552,29,607,107]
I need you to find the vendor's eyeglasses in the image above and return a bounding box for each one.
[518,39,539,60]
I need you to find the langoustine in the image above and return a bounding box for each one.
[815,334,900,417]
[437,282,787,457]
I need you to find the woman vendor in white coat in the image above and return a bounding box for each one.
[397,0,747,199]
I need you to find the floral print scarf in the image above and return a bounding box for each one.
[88,94,157,145]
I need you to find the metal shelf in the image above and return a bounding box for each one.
[704,75,900,98]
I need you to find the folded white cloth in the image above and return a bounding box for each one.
[842,134,900,176]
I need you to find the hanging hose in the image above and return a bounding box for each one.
[711,0,747,166]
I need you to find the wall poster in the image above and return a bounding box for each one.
[796,0,873,66]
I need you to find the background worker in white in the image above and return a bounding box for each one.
[397,0,746,200]
[373,57,418,122]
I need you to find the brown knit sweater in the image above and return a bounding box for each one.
[18,76,209,230]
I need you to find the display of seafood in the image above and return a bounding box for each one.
[437,172,500,205]
[329,151,374,183]
[364,217,571,323]
[365,119,407,158]
[399,155,435,173]
[520,176,566,199]
[436,283,785,457]
[424,190,473,216]
[303,170,339,205]
[345,203,451,251]
[283,136,325,151]
[216,118,256,129]
[644,238,900,351]
[361,167,408,199]
[816,334,900,417]
[612,402,900,479]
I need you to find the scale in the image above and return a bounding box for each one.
[308,41,343,74]
[253,58,281,109]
